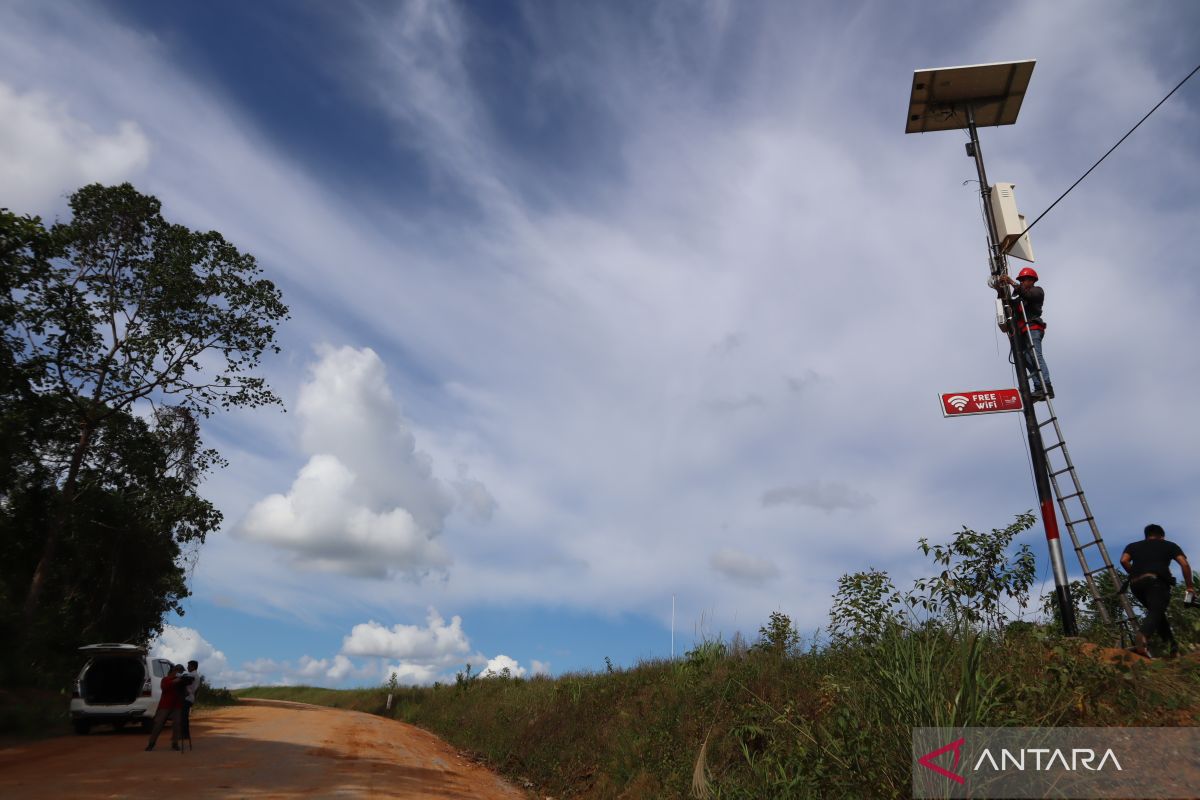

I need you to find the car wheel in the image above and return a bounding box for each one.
[72,720,91,735]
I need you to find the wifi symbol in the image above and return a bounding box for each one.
[947,395,970,411]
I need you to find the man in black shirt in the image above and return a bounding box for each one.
[1120,523,1193,656]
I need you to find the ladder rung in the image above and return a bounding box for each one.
[1044,442,1065,453]
[1085,566,1113,577]
[1058,491,1083,501]
[1075,539,1102,551]
[1051,467,1074,478]
[1038,417,1057,428]
[1066,516,1094,527]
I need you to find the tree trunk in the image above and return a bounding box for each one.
[22,422,93,623]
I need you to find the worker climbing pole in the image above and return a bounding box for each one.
[909,58,1200,646]
[962,102,1079,636]
[904,60,1080,634]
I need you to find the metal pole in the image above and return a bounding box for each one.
[965,105,1078,635]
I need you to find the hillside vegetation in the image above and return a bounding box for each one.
[242,515,1200,799]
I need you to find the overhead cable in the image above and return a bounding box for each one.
[1021,62,1200,239]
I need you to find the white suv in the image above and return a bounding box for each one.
[69,644,174,734]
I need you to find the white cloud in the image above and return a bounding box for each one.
[148,636,372,690]
[530,660,551,677]
[237,346,475,578]
[230,654,379,688]
[340,610,537,685]
[710,548,780,585]
[341,608,470,661]
[382,661,440,686]
[296,654,363,683]
[481,654,526,678]
[151,625,230,682]
[200,609,539,688]
[0,81,149,213]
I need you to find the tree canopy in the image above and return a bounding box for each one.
[1,184,288,684]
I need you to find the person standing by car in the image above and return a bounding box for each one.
[145,664,187,751]
[180,660,202,744]
[1121,523,1193,657]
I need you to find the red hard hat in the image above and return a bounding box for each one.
[1016,267,1039,281]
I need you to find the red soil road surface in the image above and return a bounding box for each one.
[0,699,529,799]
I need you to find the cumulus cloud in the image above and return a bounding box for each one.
[341,610,539,685]
[151,625,230,682]
[480,654,526,678]
[761,480,876,513]
[148,637,355,690]
[381,661,440,686]
[152,616,528,689]
[232,609,542,687]
[232,654,379,688]
[237,346,488,577]
[0,81,149,212]
[342,608,470,661]
[710,548,781,584]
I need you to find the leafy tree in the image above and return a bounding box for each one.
[1041,573,1123,639]
[0,399,221,683]
[0,210,59,502]
[4,184,288,621]
[828,514,1039,640]
[909,513,1037,630]
[828,568,902,644]
[754,610,801,657]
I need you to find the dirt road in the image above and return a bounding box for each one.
[0,699,528,799]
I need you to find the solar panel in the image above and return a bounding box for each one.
[905,60,1036,134]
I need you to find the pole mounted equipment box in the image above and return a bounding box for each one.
[989,182,1035,262]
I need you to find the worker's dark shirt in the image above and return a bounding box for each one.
[1011,284,1045,329]
[1122,538,1185,581]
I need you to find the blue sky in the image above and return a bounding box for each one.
[2,0,1198,687]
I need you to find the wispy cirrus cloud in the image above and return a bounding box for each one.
[4,0,1198,670]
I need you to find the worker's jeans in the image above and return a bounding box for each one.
[1022,329,1050,391]
[1132,576,1177,649]
[146,707,180,747]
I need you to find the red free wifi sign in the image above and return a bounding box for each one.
[940,389,1023,417]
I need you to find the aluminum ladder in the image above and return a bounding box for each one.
[1014,309,1139,645]
[1036,396,1139,645]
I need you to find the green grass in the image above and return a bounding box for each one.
[238,630,1200,799]
[237,684,391,713]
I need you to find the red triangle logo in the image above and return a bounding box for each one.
[917,737,966,785]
